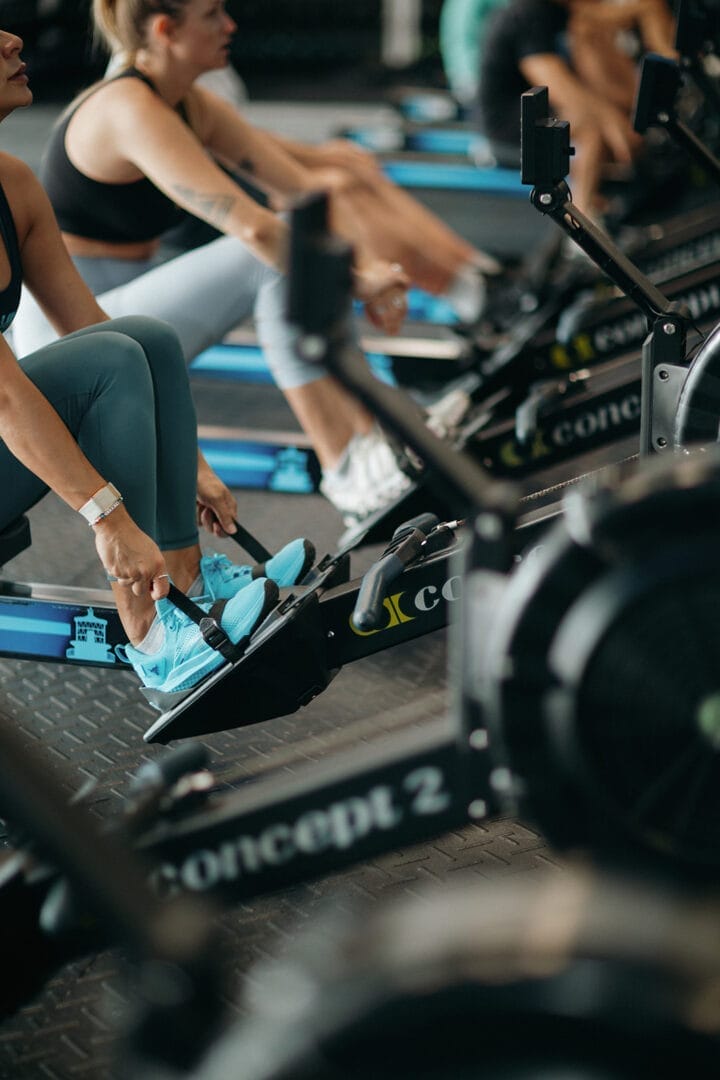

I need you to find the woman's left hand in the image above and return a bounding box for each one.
[197,456,238,537]
[354,259,410,335]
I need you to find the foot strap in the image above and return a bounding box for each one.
[230,518,273,564]
[168,585,246,663]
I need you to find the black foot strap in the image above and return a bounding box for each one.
[230,518,273,564]
[167,585,246,663]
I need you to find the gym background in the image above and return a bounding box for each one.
[0,0,449,98]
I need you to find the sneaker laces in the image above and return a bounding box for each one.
[202,552,253,587]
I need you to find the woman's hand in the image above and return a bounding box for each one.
[92,505,170,599]
[353,259,410,334]
[197,452,238,537]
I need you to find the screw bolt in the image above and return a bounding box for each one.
[469,729,489,750]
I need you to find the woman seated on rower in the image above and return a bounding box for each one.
[0,26,313,697]
[13,0,497,532]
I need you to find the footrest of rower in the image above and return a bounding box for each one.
[140,686,196,713]
[142,592,333,744]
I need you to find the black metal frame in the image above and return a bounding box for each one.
[134,86,720,907]
[520,87,691,456]
[0,508,467,745]
[675,0,720,115]
[8,81,720,1030]
[141,519,464,743]
[634,51,720,187]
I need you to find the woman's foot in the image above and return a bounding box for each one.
[119,577,278,693]
[199,538,315,600]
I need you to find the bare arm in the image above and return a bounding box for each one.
[0,331,167,592]
[107,81,313,270]
[7,158,108,335]
[199,89,323,198]
[256,129,384,180]
[570,0,676,56]
[0,155,167,593]
[99,83,409,329]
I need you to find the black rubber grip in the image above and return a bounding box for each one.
[130,743,210,793]
[353,532,424,631]
[392,513,439,540]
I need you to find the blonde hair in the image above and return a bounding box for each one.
[92,0,189,64]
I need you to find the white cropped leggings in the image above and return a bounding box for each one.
[13,235,324,389]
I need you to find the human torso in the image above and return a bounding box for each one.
[40,69,188,253]
[479,0,569,144]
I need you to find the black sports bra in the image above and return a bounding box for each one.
[0,178,22,335]
[40,69,187,244]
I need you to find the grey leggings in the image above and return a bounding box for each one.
[13,235,324,388]
[0,316,199,550]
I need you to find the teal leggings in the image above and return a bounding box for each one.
[0,316,199,550]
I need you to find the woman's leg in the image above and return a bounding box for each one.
[14,324,198,641]
[12,321,276,683]
[78,239,380,472]
[85,243,408,504]
[50,316,200,547]
[327,163,497,295]
[13,240,407,518]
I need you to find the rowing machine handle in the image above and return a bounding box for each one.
[392,513,440,540]
[352,530,424,631]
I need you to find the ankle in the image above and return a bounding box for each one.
[133,615,164,654]
[163,552,201,594]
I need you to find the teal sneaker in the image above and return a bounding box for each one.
[119,577,278,694]
[200,538,315,600]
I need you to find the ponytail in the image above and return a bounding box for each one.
[92,0,188,63]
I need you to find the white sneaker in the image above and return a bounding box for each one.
[425,387,472,439]
[320,426,413,528]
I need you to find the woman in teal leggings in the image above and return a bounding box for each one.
[0,28,311,696]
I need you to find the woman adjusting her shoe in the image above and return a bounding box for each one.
[0,27,313,696]
[13,0,424,533]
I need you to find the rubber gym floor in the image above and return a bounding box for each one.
[0,100,561,1079]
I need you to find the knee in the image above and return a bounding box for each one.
[108,315,183,357]
[95,330,154,397]
[104,315,188,377]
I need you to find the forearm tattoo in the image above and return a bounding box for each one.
[172,184,237,228]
